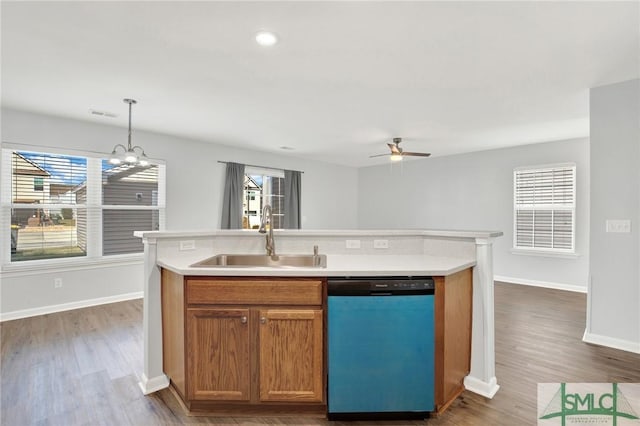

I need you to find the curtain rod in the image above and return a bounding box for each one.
[217,160,304,174]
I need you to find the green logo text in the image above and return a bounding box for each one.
[539,383,639,426]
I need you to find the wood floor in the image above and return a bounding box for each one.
[2,282,639,425]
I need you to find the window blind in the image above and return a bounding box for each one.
[11,151,87,205]
[101,161,161,255]
[8,151,88,261]
[4,149,165,263]
[514,165,576,252]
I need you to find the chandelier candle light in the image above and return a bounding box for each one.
[109,98,149,166]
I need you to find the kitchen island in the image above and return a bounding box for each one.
[136,229,502,416]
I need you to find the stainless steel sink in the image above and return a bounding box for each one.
[190,253,327,268]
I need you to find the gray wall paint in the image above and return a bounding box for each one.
[358,138,590,288]
[1,108,358,230]
[588,79,640,345]
[1,108,358,315]
[1,263,144,314]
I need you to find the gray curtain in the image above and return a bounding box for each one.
[221,162,245,229]
[284,169,302,229]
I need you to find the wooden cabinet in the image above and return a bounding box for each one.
[161,267,472,417]
[161,270,325,415]
[259,308,323,402]
[186,308,250,401]
[434,267,473,414]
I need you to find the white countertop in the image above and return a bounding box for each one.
[135,228,503,240]
[158,254,476,277]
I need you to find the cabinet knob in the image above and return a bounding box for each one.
[260,317,267,324]
[241,316,248,324]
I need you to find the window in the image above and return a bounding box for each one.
[3,149,165,263]
[33,177,44,191]
[513,164,576,253]
[101,161,161,255]
[242,168,284,230]
[8,151,87,261]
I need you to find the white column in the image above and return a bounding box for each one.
[138,236,170,394]
[464,237,500,398]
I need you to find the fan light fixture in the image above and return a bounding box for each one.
[369,137,431,161]
[109,99,149,166]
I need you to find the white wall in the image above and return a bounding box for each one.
[357,138,590,290]
[586,79,640,352]
[0,108,358,317]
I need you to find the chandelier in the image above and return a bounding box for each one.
[108,98,149,166]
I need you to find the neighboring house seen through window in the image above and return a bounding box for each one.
[243,167,284,230]
[513,164,576,253]
[8,151,87,261]
[101,160,161,255]
[3,149,165,263]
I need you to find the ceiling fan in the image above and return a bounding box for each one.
[369,137,431,161]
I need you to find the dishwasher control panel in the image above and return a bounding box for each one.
[328,277,434,295]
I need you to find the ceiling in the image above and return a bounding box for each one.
[2,1,638,168]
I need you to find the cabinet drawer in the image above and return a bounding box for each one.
[186,279,323,305]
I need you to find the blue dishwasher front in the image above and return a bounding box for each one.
[327,277,435,419]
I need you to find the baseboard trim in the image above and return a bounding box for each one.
[0,291,144,322]
[138,373,170,395]
[494,275,587,293]
[464,375,500,399]
[582,330,640,354]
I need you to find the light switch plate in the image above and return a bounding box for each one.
[345,240,361,249]
[373,239,389,249]
[179,240,196,250]
[606,219,631,233]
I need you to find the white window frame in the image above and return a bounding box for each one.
[1,145,166,268]
[513,163,576,255]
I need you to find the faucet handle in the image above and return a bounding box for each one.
[313,245,319,256]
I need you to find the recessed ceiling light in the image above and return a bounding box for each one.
[255,31,278,47]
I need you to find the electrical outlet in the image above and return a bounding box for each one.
[54,278,63,288]
[606,219,631,233]
[373,239,389,249]
[179,240,196,250]
[345,239,361,249]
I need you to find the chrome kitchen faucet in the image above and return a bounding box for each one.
[258,204,275,256]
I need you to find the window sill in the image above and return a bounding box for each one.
[510,248,580,259]
[1,253,144,277]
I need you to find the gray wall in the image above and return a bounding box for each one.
[2,108,358,231]
[358,138,590,290]
[0,108,358,317]
[587,79,640,349]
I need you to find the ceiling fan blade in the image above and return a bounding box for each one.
[388,143,401,154]
[402,152,431,157]
[369,153,391,158]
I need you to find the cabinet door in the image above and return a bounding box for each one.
[259,309,324,403]
[186,308,251,401]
